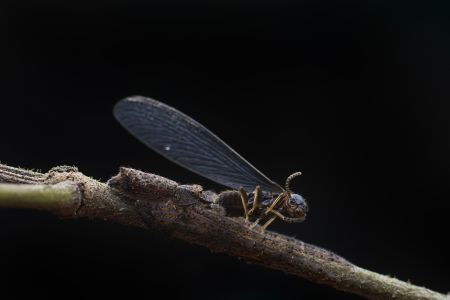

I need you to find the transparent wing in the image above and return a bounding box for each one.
[113,96,283,193]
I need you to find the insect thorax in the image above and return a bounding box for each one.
[216,190,275,218]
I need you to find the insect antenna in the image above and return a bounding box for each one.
[285,172,302,194]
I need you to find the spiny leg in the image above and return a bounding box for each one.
[238,187,249,220]
[247,185,261,218]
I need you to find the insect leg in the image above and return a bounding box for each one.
[238,187,249,220]
[250,209,304,230]
[247,185,261,218]
[249,192,284,229]
[258,209,300,230]
[263,193,286,216]
[269,210,305,223]
[249,217,261,229]
[261,215,278,230]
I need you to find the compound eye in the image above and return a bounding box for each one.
[289,194,304,205]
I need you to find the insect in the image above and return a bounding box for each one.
[114,96,308,230]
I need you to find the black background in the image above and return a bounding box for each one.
[1,1,449,299]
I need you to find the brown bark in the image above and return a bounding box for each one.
[0,163,447,300]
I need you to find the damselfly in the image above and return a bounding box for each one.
[114,96,308,230]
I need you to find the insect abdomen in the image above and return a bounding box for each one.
[217,190,244,217]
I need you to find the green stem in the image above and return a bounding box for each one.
[0,182,81,217]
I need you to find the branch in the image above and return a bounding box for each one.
[0,163,447,300]
[0,182,80,217]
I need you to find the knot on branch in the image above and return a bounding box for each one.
[108,167,178,201]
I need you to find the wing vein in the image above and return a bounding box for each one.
[114,96,283,192]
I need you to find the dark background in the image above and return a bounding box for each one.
[1,1,449,299]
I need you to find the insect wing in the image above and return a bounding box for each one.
[114,96,283,193]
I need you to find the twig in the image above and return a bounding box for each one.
[0,182,80,217]
[0,163,447,300]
